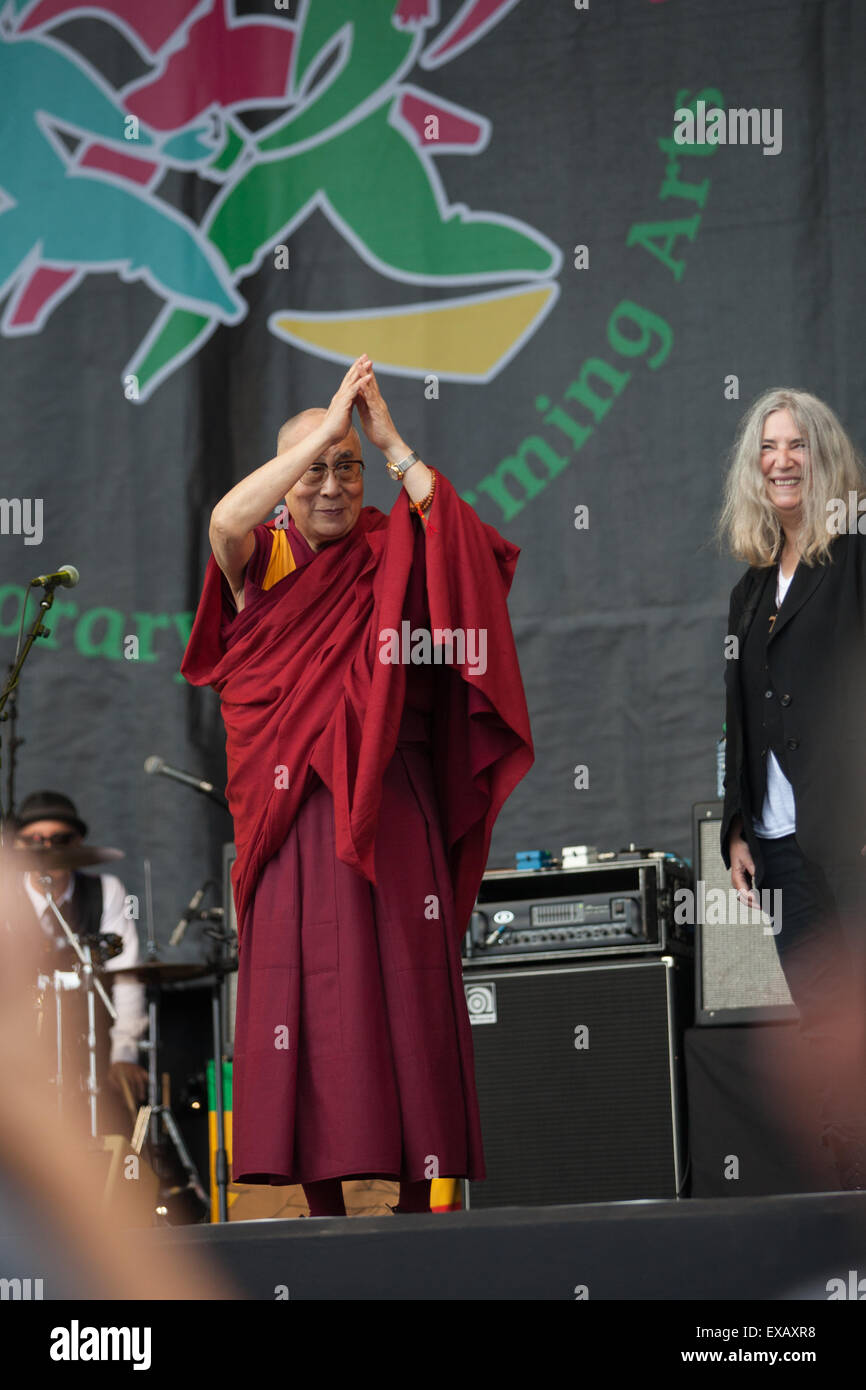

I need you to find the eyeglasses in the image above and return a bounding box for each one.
[16,831,78,848]
[297,460,365,488]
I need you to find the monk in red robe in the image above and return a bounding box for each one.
[182,355,533,1216]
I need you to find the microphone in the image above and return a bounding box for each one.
[144,756,228,809]
[170,882,208,947]
[30,564,79,589]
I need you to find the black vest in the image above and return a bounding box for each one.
[740,566,793,815]
[32,872,104,962]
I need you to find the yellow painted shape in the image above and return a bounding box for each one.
[271,285,555,379]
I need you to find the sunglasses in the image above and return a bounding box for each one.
[16,831,78,848]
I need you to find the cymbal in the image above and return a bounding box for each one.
[12,844,125,871]
[110,960,219,983]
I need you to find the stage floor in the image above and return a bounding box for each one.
[133,1190,866,1300]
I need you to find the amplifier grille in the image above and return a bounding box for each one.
[696,811,794,1017]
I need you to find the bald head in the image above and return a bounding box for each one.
[277,408,325,456]
[277,408,363,458]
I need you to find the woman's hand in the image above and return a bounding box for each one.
[354,356,405,455]
[322,356,373,445]
[729,816,759,909]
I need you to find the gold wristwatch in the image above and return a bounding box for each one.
[386,450,419,481]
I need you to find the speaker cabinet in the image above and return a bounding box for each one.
[462,955,690,1209]
[685,1024,836,1195]
[693,802,796,1024]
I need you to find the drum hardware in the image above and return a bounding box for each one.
[33,971,50,1035]
[144,763,233,1221]
[80,931,123,967]
[157,864,235,1223]
[37,876,119,1139]
[114,857,210,1216]
[42,967,86,1110]
[128,1032,208,1212]
[11,842,126,1137]
[130,1102,152,1156]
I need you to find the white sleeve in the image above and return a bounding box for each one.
[100,875,147,1065]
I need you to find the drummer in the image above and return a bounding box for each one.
[11,790,148,1113]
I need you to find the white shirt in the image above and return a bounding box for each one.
[23,872,147,1065]
[752,566,797,839]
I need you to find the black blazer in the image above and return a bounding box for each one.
[721,533,866,884]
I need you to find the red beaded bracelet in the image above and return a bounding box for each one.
[412,468,437,519]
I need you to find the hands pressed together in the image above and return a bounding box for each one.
[321,354,435,514]
[322,354,406,456]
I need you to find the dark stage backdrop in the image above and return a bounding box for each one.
[2,0,864,951]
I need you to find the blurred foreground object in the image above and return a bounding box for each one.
[0,846,234,1299]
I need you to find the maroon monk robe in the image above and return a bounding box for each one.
[181,473,533,1183]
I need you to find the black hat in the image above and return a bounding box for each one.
[14,791,87,839]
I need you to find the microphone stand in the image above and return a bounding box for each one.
[3,683,21,830]
[0,585,58,840]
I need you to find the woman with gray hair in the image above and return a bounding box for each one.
[719,388,866,1190]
